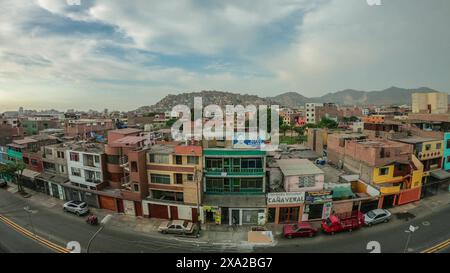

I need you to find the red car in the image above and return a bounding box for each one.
[283,222,318,239]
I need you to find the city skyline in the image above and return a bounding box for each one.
[1,0,450,111]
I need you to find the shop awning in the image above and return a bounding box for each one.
[430,169,450,180]
[332,187,355,199]
[21,169,40,179]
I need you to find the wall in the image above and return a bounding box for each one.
[284,174,324,193]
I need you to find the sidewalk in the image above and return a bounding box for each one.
[5,183,449,249]
[4,184,255,248]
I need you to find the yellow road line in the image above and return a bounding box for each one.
[0,214,70,253]
[421,239,450,253]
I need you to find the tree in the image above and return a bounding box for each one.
[0,162,26,193]
[318,117,338,129]
[165,118,177,128]
[280,124,290,137]
[293,126,305,137]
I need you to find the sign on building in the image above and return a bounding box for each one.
[267,192,305,205]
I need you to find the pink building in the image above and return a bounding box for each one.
[278,159,325,193]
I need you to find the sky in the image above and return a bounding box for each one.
[0,0,449,111]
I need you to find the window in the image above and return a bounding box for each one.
[45,149,53,156]
[299,176,315,188]
[71,168,81,177]
[241,158,262,169]
[106,155,120,164]
[447,156,450,164]
[425,144,431,151]
[31,159,38,166]
[151,174,171,184]
[379,167,389,176]
[447,140,450,149]
[57,151,64,159]
[131,161,138,172]
[436,143,442,150]
[175,155,183,165]
[94,156,100,164]
[206,158,223,169]
[133,184,139,192]
[70,152,79,162]
[187,156,199,165]
[60,165,65,173]
[23,157,30,164]
[187,174,194,181]
[149,154,169,164]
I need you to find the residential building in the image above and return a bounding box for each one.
[143,144,203,223]
[21,118,60,136]
[412,92,448,114]
[267,159,325,224]
[0,119,23,146]
[363,118,408,139]
[305,103,323,124]
[327,134,424,209]
[315,103,341,124]
[444,133,450,171]
[66,143,106,190]
[202,148,266,226]
[6,135,59,165]
[64,119,115,139]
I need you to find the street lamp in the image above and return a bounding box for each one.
[86,214,113,253]
[191,149,202,230]
[24,206,36,236]
[404,225,419,253]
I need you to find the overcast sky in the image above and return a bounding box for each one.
[1,0,449,111]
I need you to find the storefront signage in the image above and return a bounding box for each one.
[267,192,305,205]
[322,202,333,219]
[306,191,333,203]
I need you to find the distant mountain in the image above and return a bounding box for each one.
[136,87,446,113]
[145,90,271,112]
[312,87,440,106]
[267,92,309,109]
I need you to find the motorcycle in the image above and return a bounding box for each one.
[86,215,99,226]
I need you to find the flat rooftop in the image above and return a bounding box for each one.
[277,159,324,176]
[109,128,142,135]
[395,136,440,144]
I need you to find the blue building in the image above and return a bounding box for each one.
[444,132,450,171]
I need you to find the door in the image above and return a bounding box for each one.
[382,195,395,209]
[231,209,240,225]
[149,204,169,219]
[99,196,117,211]
[134,202,143,217]
[192,208,199,223]
[170,206,179,220]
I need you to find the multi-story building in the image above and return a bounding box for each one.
[143,144,203,223]
[21,118,60,136]
[66,143,106,190]
[412,92,448,114]
[328,134,424,209]
[305,103,323,124]
[315,103,341,124]
[202,148,266,226]
[6,135,59,166]
[64,119,115,139]
[267,159,325,224]
[0,119,23,146]
[444,133,450,172]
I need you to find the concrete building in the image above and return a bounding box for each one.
[202,148,266,226]
[64,119,115,139]
[327,134,424,208]
[66,143,106,190]
[305,103,323,124]
[143,144,203,223]
[0,119,23,146]
[315,103,340,124]
[412,92,448,114]
[444,133,450,172]
[21,118,60,136]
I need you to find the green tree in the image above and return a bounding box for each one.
[0,162,26,193]
[318,117,338,129]
[165,118,178,128]
[280,124,290,137]
[294,126,305,137]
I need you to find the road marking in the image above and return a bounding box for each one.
[0,214,70,253]
[421,238,450,253]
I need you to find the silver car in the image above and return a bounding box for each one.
[364,209,391,226]
[63,201,89,216]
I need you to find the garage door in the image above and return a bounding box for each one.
[149,204,169,219]
[99,196,117,211]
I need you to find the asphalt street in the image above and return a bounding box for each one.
[0,189,242,253]
[1,188,449,253]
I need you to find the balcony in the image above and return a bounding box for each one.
[121,175,130,184]
[205,167,264,177]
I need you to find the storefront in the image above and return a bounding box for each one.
[143,199,203,223]
[267,192,305,224]
[203,195,266,226]
[35,173,69,201]
[302,191,333,221]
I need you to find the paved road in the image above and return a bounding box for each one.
[0,189,242,253]
[1,188,449,253]
[255,205,450,253]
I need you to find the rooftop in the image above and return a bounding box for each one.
[277,159,324,176]
[395,136,440,144]
[111,136,147,146]
[174,145,202,156]
[109,128,142,135]
[67,142,104,154]
[148,144,175,154]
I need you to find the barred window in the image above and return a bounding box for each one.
[299,176,315,188]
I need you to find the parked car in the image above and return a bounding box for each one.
[0,179,7,188]
[63,201,89,216]
[283,222,318,239]
[158,220,199,236]
[322,211,364,235]
[364,209,391,226]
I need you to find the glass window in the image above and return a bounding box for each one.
[436,143,442,150]
[379,167,389,176]
[151,174,171,184]
[425,144,431,151]
[149,154,169,164]
[187,174,194,181]
[70,152,79,162]
[187,156,199,165]
[71,168,81,177]
[175,155,183,165]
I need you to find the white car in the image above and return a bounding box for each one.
[63,201,90,216]
[364,209,392,226]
